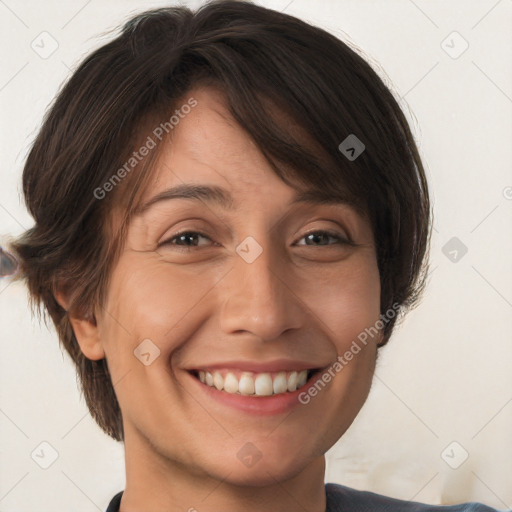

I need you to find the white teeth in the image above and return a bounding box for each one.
[197,369,312,396]
[297,369,308,388]
[223,372,239,394]
[213,371,224,390]
[239,372,255,395]
[254,373,273,396]
[273,372,288,394]
[287,371,298,392]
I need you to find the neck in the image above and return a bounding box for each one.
[119,423,327,512]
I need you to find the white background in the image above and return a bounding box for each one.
[1,1,511,511]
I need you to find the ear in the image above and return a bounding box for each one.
[54,288,105,361]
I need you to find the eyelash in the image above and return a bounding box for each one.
[160,229,353,252]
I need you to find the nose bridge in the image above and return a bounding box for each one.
[220,234,302,341]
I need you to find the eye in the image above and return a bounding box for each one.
[159,229,352,253]
[159,230,214,251]
[294,229,352,247]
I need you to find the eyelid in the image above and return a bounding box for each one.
[293,228,354,246]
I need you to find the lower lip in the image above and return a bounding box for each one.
[186,371,319,416]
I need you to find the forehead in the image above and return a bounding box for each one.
[139,87,304,205]
[110,84,369,237]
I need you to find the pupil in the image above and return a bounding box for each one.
[307,233,328,245]
[180,233,197,245]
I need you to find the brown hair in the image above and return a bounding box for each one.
[9,0,432,442]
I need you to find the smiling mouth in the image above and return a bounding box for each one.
[190,368,319,397]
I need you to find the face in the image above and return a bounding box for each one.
[91,87,381,485]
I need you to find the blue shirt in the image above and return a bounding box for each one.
[105,483,506,511]
[324,483,505,511]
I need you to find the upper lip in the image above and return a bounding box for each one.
[186,359,325,373]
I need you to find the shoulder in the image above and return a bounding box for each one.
[325,483,504,512]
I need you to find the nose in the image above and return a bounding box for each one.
[219,237,304,341]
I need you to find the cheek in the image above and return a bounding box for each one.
[96,258,201,408]
[298,254,381,350]
[98,255,220,360]
[299,259,380,441]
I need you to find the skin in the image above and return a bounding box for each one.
[56,86,382,512]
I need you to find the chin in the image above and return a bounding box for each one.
[199,439,321,488]
[219,459,311,488]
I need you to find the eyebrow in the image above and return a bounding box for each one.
[135,183,352,216]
